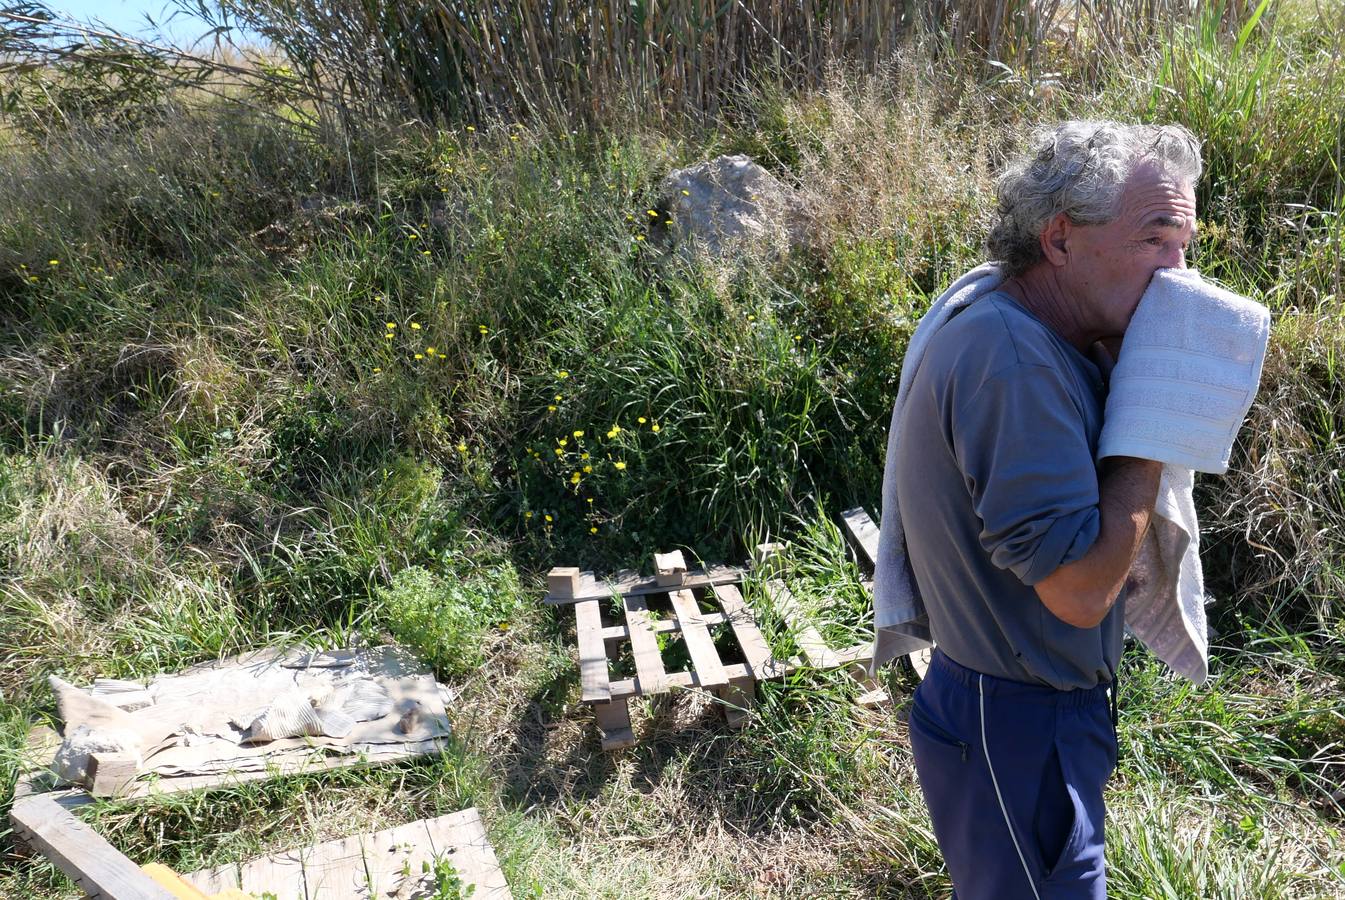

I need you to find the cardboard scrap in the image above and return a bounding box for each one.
[49,646,452,792]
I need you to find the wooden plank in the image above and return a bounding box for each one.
[711,584,787,680]
[88,753,139,799]
[653,549,688,586]
[668,589,728,688]
[187,809,512,900]
[8,796,178,900]
[574,599,611,703]
[593,699,634,751]
[543,563,745,604]
[765,581,842,668]
[421,808,512,899]
[622,595,669,695]
[715,674,756,729]
[599,610,727,640]
[841,506,881,569]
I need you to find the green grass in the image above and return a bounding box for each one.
[2,4,1345,897]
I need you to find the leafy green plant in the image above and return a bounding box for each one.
[373,559,519,679]
[423,853,476,899]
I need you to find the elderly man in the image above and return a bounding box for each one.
[893,121,1201,899]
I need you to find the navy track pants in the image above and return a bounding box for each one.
[909,649,1118,900]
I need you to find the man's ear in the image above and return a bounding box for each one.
[1039,212,1071,266]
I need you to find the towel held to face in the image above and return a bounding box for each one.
[870,266,1270,685]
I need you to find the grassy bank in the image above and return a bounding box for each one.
[2,3,1344,897]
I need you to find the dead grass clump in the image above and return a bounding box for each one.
[0,450,163,588]
[787,57,999,278]
[1200,309,1345,627]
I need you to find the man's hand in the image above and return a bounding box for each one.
[1034,455,1162,628]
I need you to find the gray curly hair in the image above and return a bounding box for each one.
[987,121,1203,277]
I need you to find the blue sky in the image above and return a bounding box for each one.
[48,1,246,46]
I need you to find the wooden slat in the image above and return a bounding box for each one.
[712,584,789,680]
[9,796,178,900]
[622,595,669,695]
[543,564,745,604]
[609,662,757,699]
[765,581,842,668]
[600,611,727,640]
[842,506,881,569]
[574,599,611,703]
[668,589,728,688]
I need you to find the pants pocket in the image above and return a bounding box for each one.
[909,696,970,762]
[1034,744,1081,879]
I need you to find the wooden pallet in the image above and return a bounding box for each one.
[841,506,933,680]
[554,543,895,750]
[569,555,793,749]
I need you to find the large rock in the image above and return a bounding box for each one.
[651,154,815,273]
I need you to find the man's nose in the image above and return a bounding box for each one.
[1160,245,1187,269]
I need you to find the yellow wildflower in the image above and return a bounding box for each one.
[548,404,557,412]
[544,514,553,522]
[48,259,58,266]
[426,347,436,355]
[635,235,645,242]
[372,367,381,373]
[557,370,569,379]
[794,334,802,342]
[651,424,661,433]
[583,465,592,474]
[411,322,421,329]
[747,314,755,322]
[580,452,589,460]
[573,430,584,438]
[638,417,647,424]
[554,394,563,401]
[681,189,690,196]
[385,333,394,339]
[558,438,568,447]
[466,125,476,132]
[386,322,396,329]
[408,233,419,240]
[478,325,489,334]
[570,472,581,484]
[646,209,657,217]
[525,511,533,518]
[456,442,467,452]
[614,461,627,471]
[586,497,594,504]
[590,526,598,534]
[415,353,424,360]
[554,447,563,456]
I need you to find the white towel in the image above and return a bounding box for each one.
[869,265,1270,686]
[1097,268,1270,683]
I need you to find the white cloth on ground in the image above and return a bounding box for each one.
[869,265,1270,686]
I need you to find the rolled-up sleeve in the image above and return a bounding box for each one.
[950,364,1101,586]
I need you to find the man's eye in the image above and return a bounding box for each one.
[1145,237,1164,246]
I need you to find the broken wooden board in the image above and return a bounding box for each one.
[185,807,511,899]
[543,563,745,604]
[841,506,934,682]
[9,795,178,900]
[764,579,889,706]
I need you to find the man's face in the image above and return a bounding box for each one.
[1059,161,1198,338]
